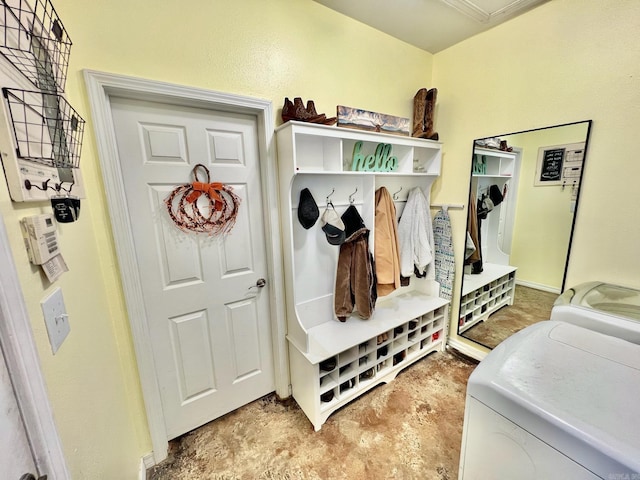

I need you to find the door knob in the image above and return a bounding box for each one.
[255,278,266,288]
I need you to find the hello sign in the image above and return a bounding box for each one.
[351,141,398,172]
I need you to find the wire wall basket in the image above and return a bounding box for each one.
[0,0,72,92]
[3,87,84,168]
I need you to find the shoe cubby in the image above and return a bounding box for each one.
[459,264,517,334]
[304,303,449,424]
[288,297,449,429]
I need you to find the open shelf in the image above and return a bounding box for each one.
[279,121,442,176]
[472,147,516,177]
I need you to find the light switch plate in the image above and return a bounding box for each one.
[41,287,70,354]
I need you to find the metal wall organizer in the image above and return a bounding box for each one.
[2,87,84,168]
[0,1,85,202]
[0,0,71,93]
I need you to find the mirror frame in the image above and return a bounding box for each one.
[458,120,593,345]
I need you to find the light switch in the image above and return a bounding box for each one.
[41,287,70,354]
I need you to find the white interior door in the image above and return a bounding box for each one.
[1,345,38,479]
[110,97,275,439]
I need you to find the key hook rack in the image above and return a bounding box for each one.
[24,178,74,194]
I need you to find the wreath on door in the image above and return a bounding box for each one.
[165,164,241,235]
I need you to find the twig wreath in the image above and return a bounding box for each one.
[165,163,241,235]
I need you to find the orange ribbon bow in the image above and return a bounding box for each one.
[186,181,224,210]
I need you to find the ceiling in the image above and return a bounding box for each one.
[313,0,549,53]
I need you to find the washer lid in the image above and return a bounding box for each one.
[579,283,640,320]
[468,321,640,477]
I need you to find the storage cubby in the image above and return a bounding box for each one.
[459,264,517,333]
[278,121,448,430]
[278,120,442,177]
[472,147,516,178]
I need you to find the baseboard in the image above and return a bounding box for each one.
[446,337,488,362]
[139,453,156,480]
[515,279,561,295]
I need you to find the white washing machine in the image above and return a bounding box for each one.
[551,282,640,344]
[459,321,640,479]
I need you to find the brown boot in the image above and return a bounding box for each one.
[424,88,439,141]
[294,97,326,122]
[306,100,318,116]
[281,97,295,123]
[412,88,439,140]
[305,99,337,125]
[412,88,427,138]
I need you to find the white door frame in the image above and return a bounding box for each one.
[0,213,70,479]
[83,70,289,464]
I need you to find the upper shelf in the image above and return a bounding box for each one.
[276,121,442,176]
[474,146,517,160]
[473,146,517,178]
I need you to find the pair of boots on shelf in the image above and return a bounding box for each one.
[282,97,337,125]
[412,87,439,140]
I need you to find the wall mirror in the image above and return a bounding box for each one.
[458,120,592,349]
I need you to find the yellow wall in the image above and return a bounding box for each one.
[432,0,640,348]
[506,123,589,290]
[2,0,639,476]
[0,0,432,477]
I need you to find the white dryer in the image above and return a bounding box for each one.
[552,282,640,344]
[459,321,640,479]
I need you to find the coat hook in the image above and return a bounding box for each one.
[349,187,358,204]
[392,186,403,200]
[326,188,335,207]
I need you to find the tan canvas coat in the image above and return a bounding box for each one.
[374,187,401,296]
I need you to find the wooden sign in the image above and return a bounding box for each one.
[351,141,398,172]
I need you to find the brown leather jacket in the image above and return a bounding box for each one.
[334,206,377,322]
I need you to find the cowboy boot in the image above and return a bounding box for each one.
[306,100,318,117]
[412,88,427,138]
[306,100,337,125]
[282,97,295,123]
[293,97,326,122]
[423,88,439,140]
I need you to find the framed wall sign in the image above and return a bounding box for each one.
[535,142,585,186]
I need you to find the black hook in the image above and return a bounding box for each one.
[59,181,75,195]
[24,178,51,191]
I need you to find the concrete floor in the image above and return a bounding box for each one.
[148,287,555,479]
[149,350,478,480]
